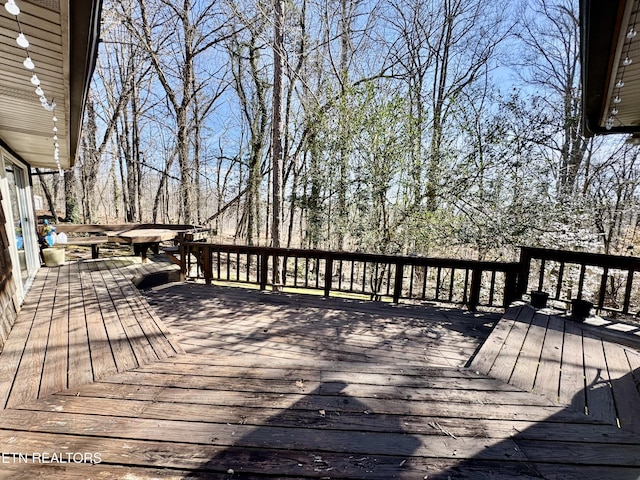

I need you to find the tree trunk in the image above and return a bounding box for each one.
[272,0,285,285]
[36,169,57,220]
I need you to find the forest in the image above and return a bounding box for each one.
[36,0,640,261]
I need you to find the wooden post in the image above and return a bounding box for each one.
[469,267,482,311]
[597,267,608,309]
[178,233,186,282]
[260,249,269,290]
[203,245,212,285]
[515,247,532,299]
[503,268,518,308]
[392,262,404,303]
[324,255,333,297]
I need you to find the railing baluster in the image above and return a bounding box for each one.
[623,270,634,314]
[537,258,545,292]
[349,260,355,291]
[236,252,240,281]
[435,267,442,300]
[577,264,586,300]
[260,251,268,290]
[246,254,251,282]
[422,266,428,299]
[215,250,220,279]
[282,254,288,286]
[362,262,367,294]
[463,268,470,304]
[448,268,455,302]
[488,270,496,306]
[598,267,609,309]
[408,265,415,298]
[555,261,565,300]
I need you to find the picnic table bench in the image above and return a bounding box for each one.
[52,223,208,262]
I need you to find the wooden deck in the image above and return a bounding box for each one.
[0,259,639,478]
[0,257,182,409]
[471,304,640,435]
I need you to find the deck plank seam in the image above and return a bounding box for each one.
[26,265,62,405]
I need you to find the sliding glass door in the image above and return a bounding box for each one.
[1,154,38,302]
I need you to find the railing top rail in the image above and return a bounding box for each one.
[520,246,640,270]
[183,242,520,272]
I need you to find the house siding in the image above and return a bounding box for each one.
[0,189,18,352]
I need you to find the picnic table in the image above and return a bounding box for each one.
[107,228,179,263]
[52,223,208,261]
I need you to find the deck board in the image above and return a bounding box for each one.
[0,261,640,478]
[473,303,640,435]
[6,268,58,408]
[531,315,564,401]
[0,257,180,408]
[559,319,587,410]
[66,262,94,389]
[77,263,118,382]
[0,267,48,408]
[1,352,639,478]
[509,312,548,391]
[487,306,534,381]
[582,330,617,424]
[603,339,640,432]
[39,263,69,398]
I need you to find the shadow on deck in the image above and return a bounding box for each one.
[0,258,638,478]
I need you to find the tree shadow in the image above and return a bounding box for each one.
[143,283,500,367]
[176,371,640,479]
[183,380,423,478]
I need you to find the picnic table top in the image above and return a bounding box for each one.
[107,228,178,244]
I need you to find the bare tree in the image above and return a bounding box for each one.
[516,0,589,199]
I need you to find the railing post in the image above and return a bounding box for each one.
[178,233,186,282]
[503,267,518,308]
[469,267,482,311]
[203,245,212,285]
[392,262,405,303]
[324,254,333,297]
[515,247,532,300]
[260,249,269,290]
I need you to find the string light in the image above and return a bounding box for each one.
[4,0,20,15]
[606,3,640,131]
[16,33,28,48]
[5,0,61,170]
[23,56,34,69]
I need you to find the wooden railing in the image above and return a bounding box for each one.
[179,243,520,311]
[517,246,640,316]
